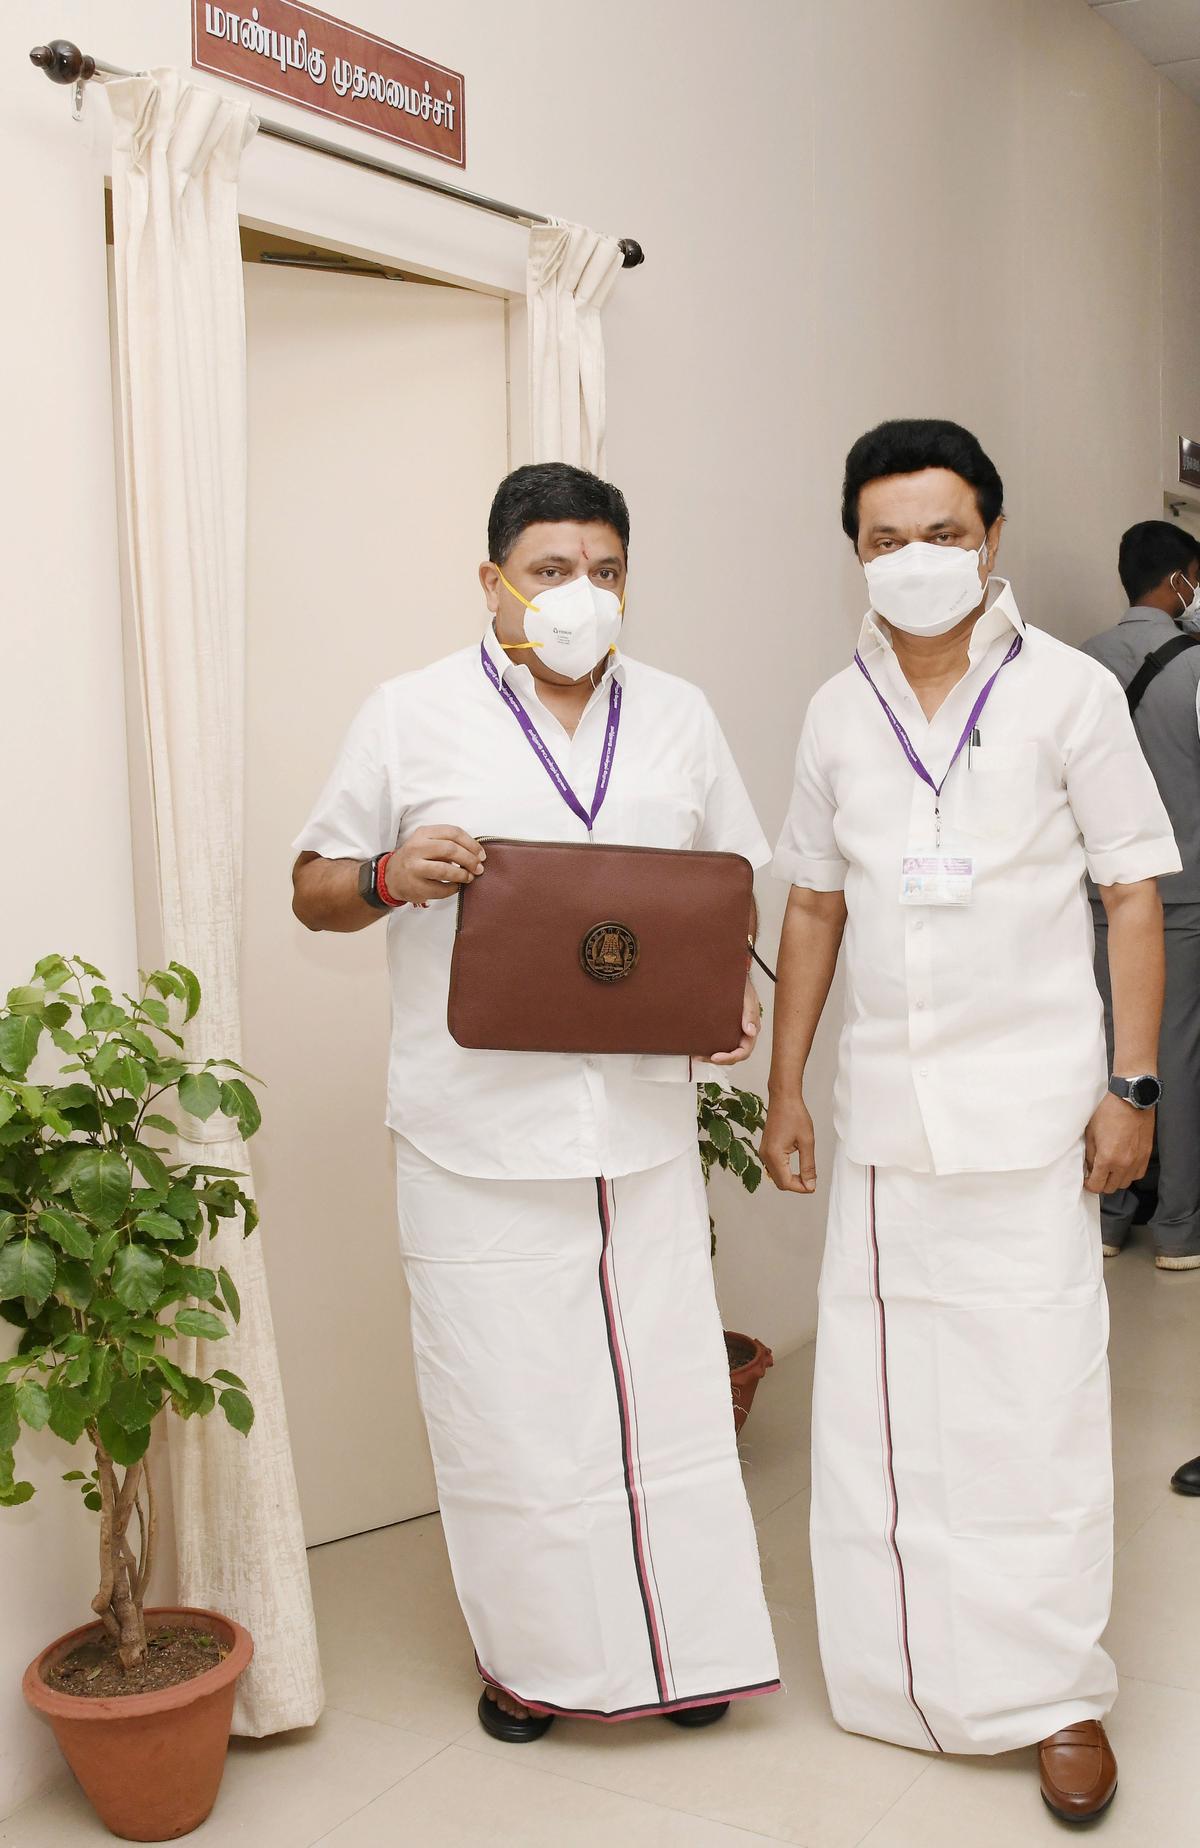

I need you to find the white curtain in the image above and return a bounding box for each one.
[527,222,625,471]
[107,69,323,1736]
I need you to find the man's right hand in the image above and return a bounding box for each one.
[385,827,487,905]
[761,1095,818,1195]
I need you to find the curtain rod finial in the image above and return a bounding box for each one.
[618,239,645,270]
[30,40,95,85]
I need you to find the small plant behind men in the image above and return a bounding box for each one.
[697,1081,774,1431]
[0,953,259,1679]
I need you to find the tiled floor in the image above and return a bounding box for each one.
[5,1239,1200,1846]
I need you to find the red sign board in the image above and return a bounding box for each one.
[192,1,465,167]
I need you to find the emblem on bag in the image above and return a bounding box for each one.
[581,922,639,983]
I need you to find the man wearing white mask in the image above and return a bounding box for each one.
[761,421,1179,1824]
[1082,521,1200,1273]
[292,463,779,1742]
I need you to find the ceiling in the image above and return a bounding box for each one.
[1088,0,1200,103]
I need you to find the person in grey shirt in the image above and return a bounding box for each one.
[1083,519,1200,1274]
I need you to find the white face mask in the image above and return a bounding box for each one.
[1171,571,1200,631]
[498,569,624,682]
[863,538,989,638]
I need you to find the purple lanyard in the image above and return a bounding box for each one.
[853,633,1023,813]
[480,640,622,835]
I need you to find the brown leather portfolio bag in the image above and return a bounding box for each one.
[447,838,753,1056]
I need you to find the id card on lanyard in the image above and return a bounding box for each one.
[480,640,622,838]
[853,632,1022,908]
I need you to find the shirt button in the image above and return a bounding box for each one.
[919,1067,929,1078]
[585,1058,597,1070]
[915,1000,926,1011]
[913,919,925,932]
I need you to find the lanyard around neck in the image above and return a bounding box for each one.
[480,640,622,836]
[853,632,1023,837]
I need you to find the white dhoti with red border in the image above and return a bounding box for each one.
[811,1144,1117,1755]
[393,1136,780,1720]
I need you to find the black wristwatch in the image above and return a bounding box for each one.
[1108,1073,1162,1111]
[358,853,396,912]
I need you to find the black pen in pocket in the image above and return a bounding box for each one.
[968,726,982,770]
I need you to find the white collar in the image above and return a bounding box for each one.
[481,621,626,695]
[856,577,1026,665]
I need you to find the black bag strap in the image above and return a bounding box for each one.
[1125,633,1200,716]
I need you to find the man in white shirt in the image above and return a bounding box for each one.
[761,420,1179,1825]
[292,462,779,1743]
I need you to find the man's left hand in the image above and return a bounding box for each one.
[1084,1091,1155,1196]
[704,978,762,1067]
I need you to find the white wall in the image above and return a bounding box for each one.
[3,0,1199,1814]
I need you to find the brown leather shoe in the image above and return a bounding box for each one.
[1039,1721,1117,1823]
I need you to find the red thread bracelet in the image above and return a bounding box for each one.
[375,852,405,909]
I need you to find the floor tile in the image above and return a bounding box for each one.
[1111,1383,1200,1548]
[1105,1492,1200,1692]
[0,1708,437,1847]
[460,1491,928,1848]
[306,1515,479,1743]
[315,1743,790,1846]
[1106,1244,1200,1405]
[857,1675,1200,1848]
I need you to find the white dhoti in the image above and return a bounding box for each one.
[811,1144,1117,1756]
[393,1137,780,1720]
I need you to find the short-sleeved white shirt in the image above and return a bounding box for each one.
[773,581,1181,1175]
[294,626,770,1181]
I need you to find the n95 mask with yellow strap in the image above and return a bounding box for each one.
[498,569,624,682]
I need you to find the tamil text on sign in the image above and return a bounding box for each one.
[192,1,465,167]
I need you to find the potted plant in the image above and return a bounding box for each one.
[697,1081,774,1431]
[0,954,260,1842]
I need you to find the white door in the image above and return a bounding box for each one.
[239,261,510,1544]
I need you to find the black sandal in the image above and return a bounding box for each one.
[477,1689,555,1743]
[666,1700,730,1729]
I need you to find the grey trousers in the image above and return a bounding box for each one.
[1092,901,1200,1258]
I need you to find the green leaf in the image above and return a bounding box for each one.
[0,1016,42,1078]
[34,955,71,989]
[707,1114,733,1154]
[184,1266,220,1302]
[212,1367,247,1389]
[46,1084,96,1111]
[742,1162,763,1196]
[0,1476,35,1507]
[165,1183,200,1224]
[219,1388,254,1435]
[89,1227,121,1277]
[0,1096,16,1132]
[82,1491,102,1511]
[152,1354,190,1395]
[135,1210,186,1242]
[112,1246,164,1314]
[61,1469,86,1481]
[53,1259,94,1310]
[169,963,202,1021]
[15,1379,50,1430]
[0,1211,15,1247]
[119,1026,159,1061]
[143,1114,179,1136]
[86,1346,114,1412]
[42,1002,71,1029]
[36,1208,93,1260]
[178,1072,221,1122]
[139,999,170,1026]
[128,1145,171,1196]
[0,1238,56,1310]
[0,1384,18,1450]
[82,1001,127,1032]
[147,971,185,1002]
[217,1268,242,1324]
[106,1373,160,1432]
[6,986,46,1016]
[102,1056,147,1098]
[727,1137,749,1177]
[96,1408,151,1465]
[75,959,104,979]
[101,1098,139,1127]
[173,1307,228,1342]
[219,1078,262,1138]
[70,1151,131,1227]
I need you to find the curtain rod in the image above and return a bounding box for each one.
[29,38,646,269]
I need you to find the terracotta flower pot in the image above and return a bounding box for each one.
[23,1606,253,1842]
[725,1330,773,1433]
